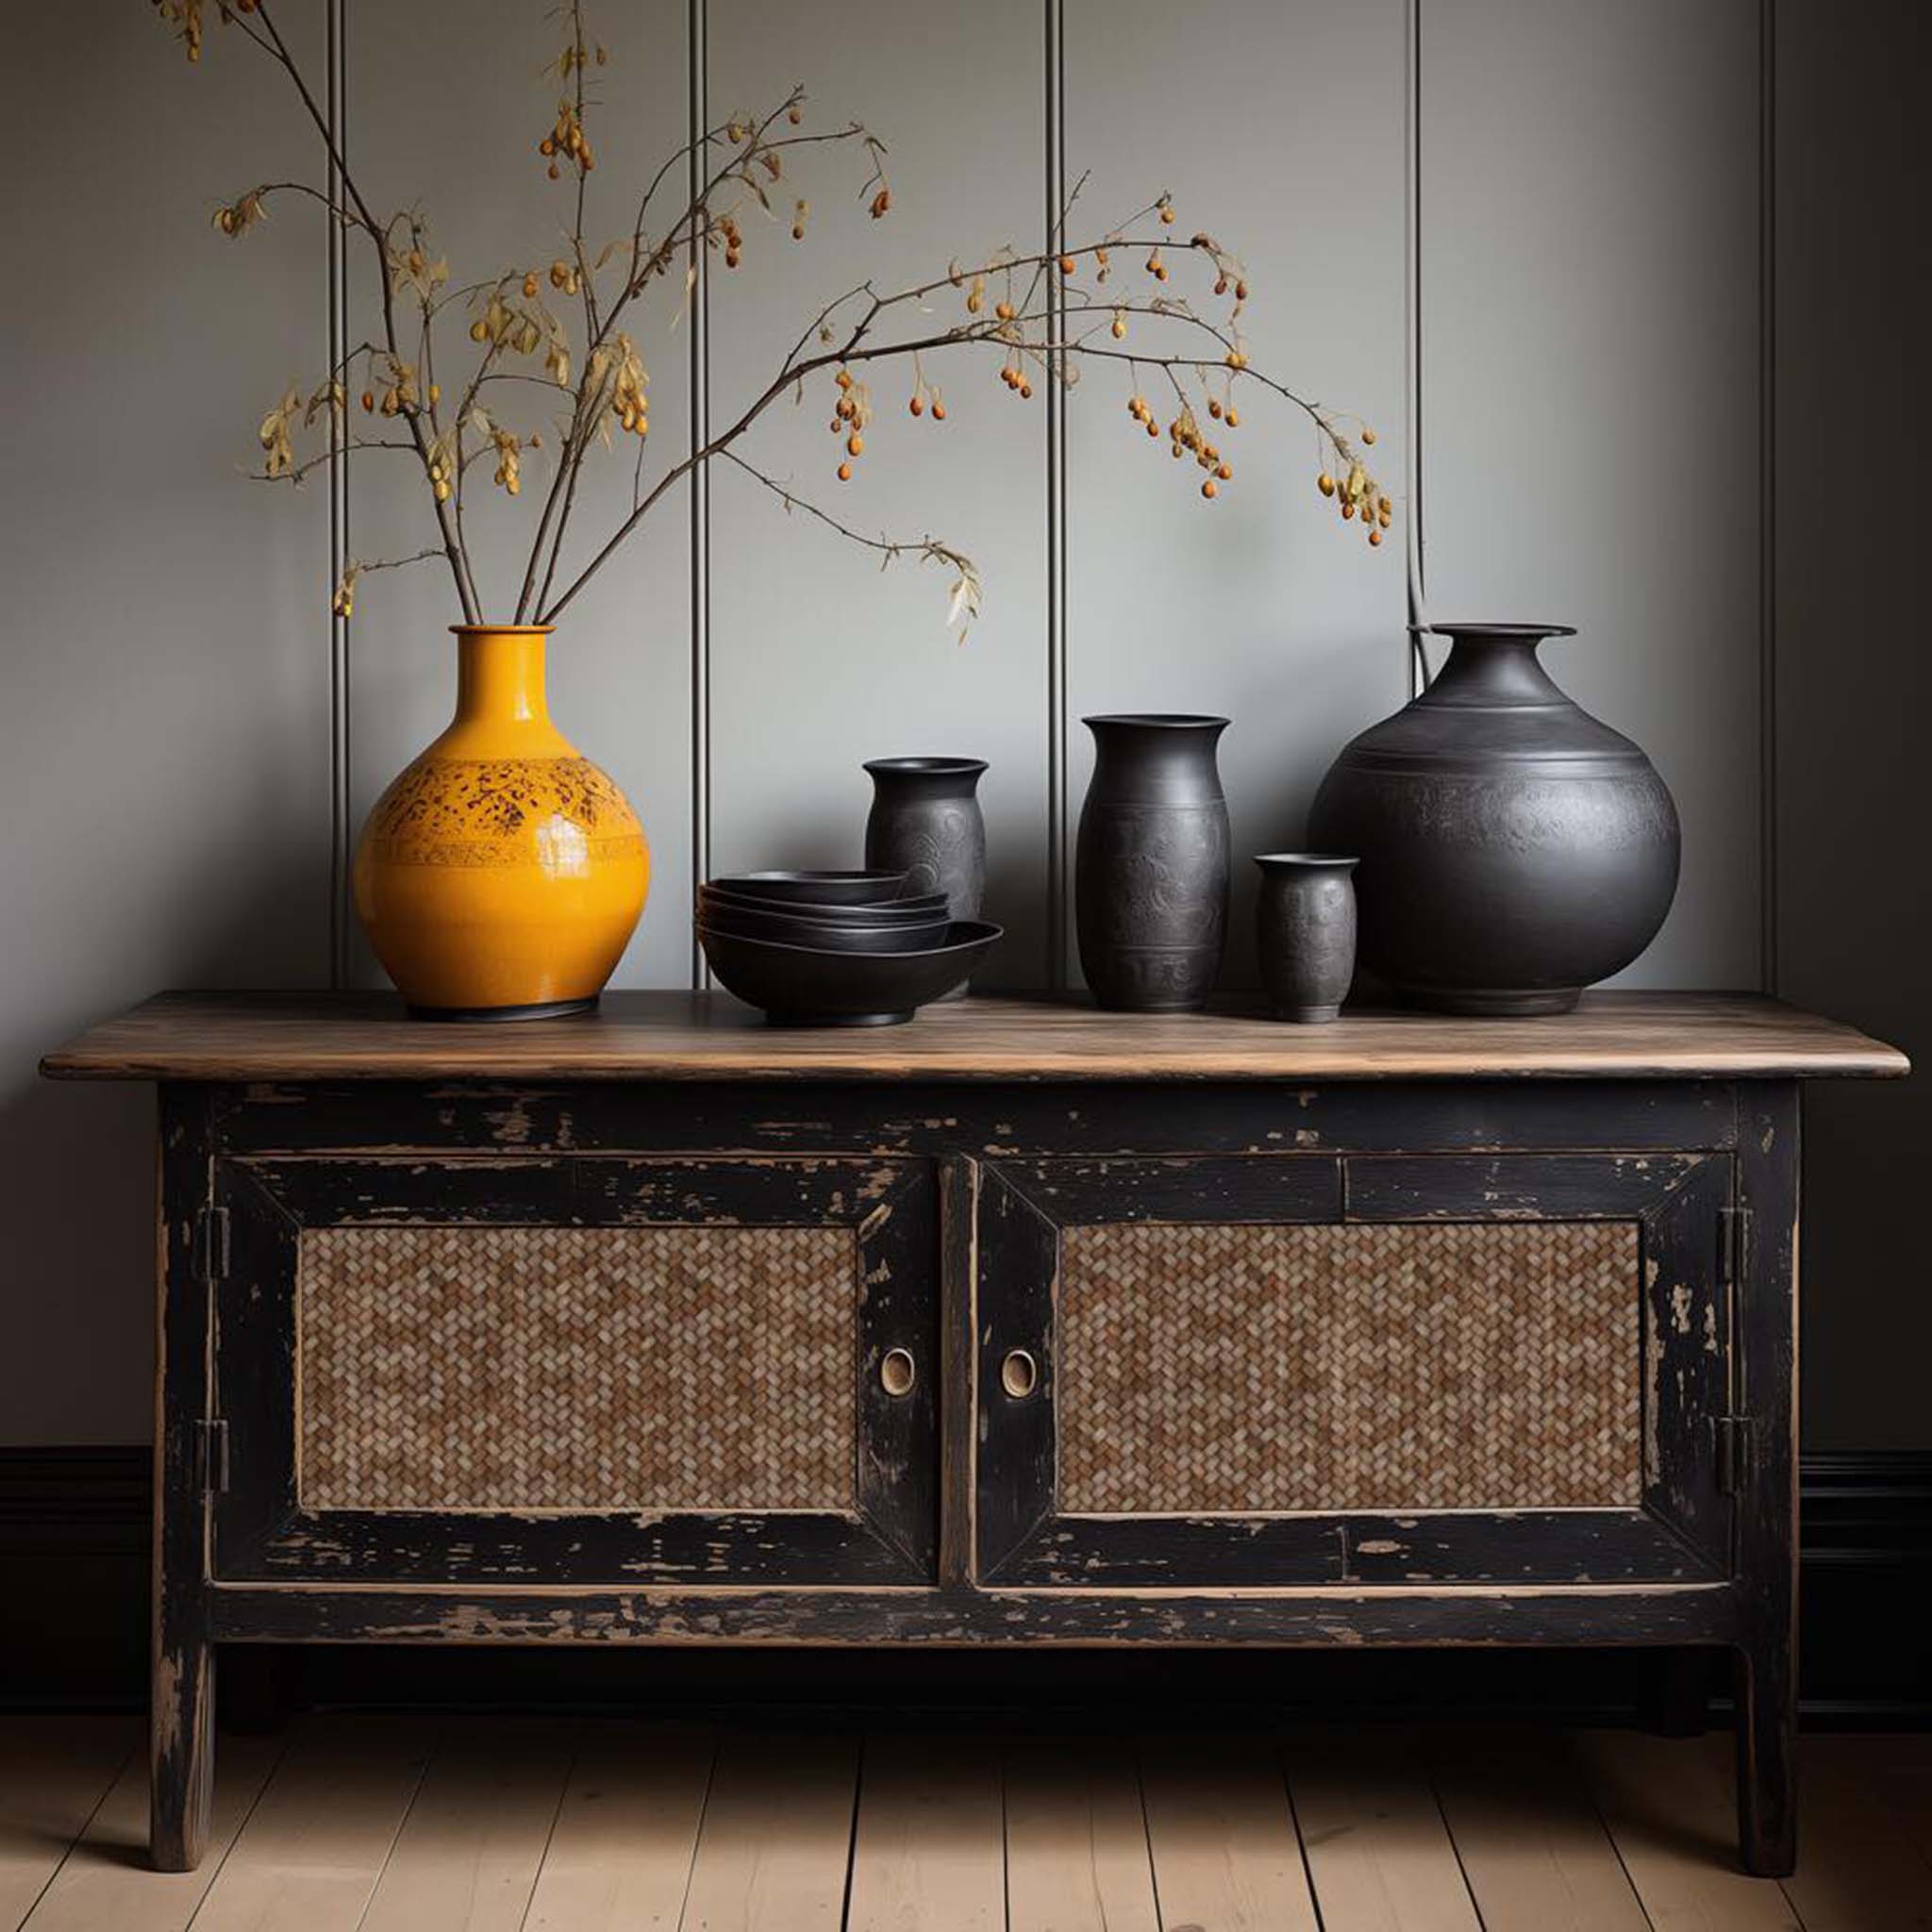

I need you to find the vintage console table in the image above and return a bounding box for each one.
[43,990,1907,1874]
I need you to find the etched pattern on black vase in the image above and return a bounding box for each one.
[866,799,985,918]
[1075,713,1231,1012]
[1307,625,1680,1014]
[1077,803,1229,1008]
[862,759,988,924]
[1082,805,1229,946]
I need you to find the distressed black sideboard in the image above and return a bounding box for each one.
[42,990,1908,1874]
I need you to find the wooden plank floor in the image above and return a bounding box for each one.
[4,1717,1928,1930]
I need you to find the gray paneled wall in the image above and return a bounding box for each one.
[1066,0,1409,986]
[704,0,1052,985]
[1419,0,1764,991]
[0,0,1915,1447]
[1,4,335,1446]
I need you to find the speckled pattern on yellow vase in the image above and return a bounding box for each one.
[353,626,648,1016]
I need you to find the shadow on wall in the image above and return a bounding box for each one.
[0,840,326,1449]
[0,1077,153,1443]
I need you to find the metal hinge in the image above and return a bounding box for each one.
[1714,1414,1753,1496]
[193,1204,229,1282]
[193,1418,230,1498]
[1718,1205,1750,1285]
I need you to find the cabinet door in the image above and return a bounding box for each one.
[212,1156,935,1584]
[975,1153,1731,1586]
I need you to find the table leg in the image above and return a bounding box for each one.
[151,1087,216,1871]
[1731,1082,1800,1878]
[150,1613,214,1871]
[1734,1626,1796,1876]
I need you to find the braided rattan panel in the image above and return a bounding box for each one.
[1058,1221,1641,1513]
[298,1224,857,1512]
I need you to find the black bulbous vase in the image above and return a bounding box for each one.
[1075,714,1230,1011]
[1307,624,1680,1016]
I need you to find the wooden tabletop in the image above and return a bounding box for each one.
[39,990,1909,1084]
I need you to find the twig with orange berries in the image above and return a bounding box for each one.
[160,0,1391,636]
[513,89,877,621]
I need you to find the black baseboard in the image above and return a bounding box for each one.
[0,1449,149,1709]
[1793,1451,1932,1721]
[5,1446,1927,1720]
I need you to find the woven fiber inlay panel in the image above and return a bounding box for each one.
[298,1224,857,1512]
[1058,1221,1641,1513]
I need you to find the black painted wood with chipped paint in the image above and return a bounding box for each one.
[989,1154,1341,1223]
[990,1509,1724,1590]
[938,1156,978,1590]
[209,1076,1742,1160]
[1730,1082,1802,1875]
[974,1148,1737,1592]
[152,1084,216,1872]
[1343,1151,1715,1220]
[203,1578,1740,1649]
[140,1063,1811,1878]
[1639,1156,1733,1569]
[210,1153,939,1587]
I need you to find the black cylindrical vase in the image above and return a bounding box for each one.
[862,758,988,920]
[1254,853,1357,1023]
[1075,714,1230,1011]
[1307,623,1680,1015]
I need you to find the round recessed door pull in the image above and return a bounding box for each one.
[880,1347,917,1398]
[1000,1349,1039,1400]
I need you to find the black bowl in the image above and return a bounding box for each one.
[708,869,909,907]
[699,883,949,924]
[696,920,1004,1025]
[695,898,951,953]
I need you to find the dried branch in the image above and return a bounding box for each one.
[247,0,482,619]
[249,436,416,486]
[721,450,965,569]
[329,546,446,620]
[164,7,1391,631]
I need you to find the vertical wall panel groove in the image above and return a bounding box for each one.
[1757,0,1777,998]
[326,0,351,989]
[1405,0,1429,695]
[1043,0,1069,985]
[688,0,712,991]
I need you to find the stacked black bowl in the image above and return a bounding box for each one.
[696,871,1002,1026]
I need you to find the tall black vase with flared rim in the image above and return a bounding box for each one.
[861,757,988,923]
[1075,713,1231,1012]
[1307,621,1680,1016]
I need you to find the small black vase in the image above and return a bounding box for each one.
[862,758,988,920]
[1255,853,1357,1023]
[1075,714,1230,1011]
[1307,623,1680,1015]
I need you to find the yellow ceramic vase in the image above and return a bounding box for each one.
[353,625,649,1018]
